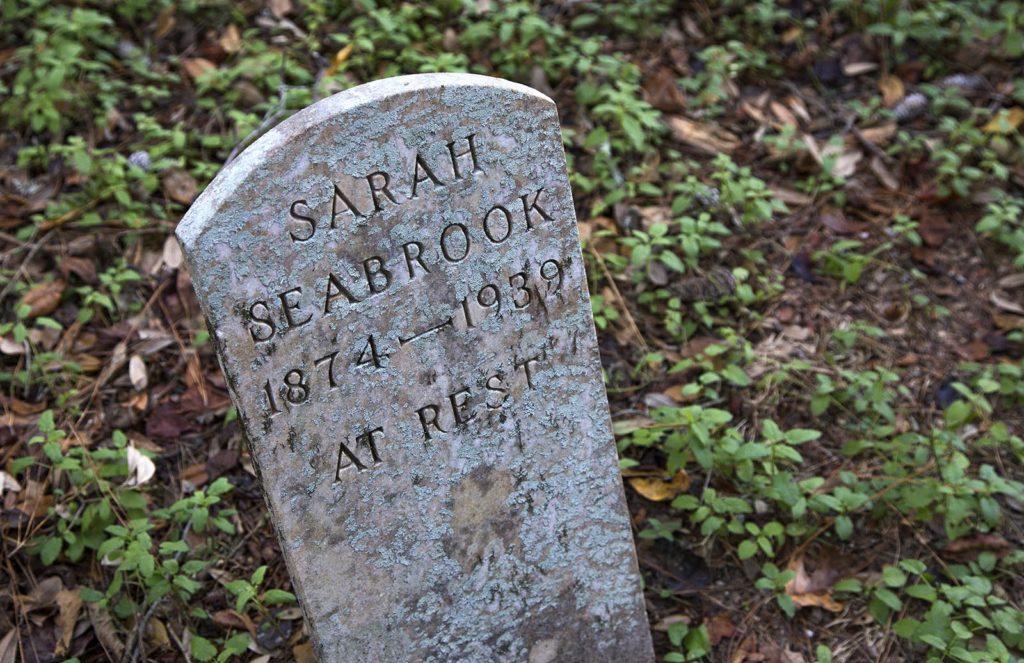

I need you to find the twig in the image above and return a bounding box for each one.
[589,247,650,353]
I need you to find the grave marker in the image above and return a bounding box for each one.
[177,73,652,662]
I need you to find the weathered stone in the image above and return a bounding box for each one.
[177,73,652,662]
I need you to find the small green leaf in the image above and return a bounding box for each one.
[189,633,217,662]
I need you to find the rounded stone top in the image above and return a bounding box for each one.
[176,73,554,248]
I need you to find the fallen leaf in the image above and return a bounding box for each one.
[997,273,1024,289]
[982,107,1024,134]
[162,234,183,270]
[612,416,656,436]
[55,588,83,656]
[769,100,798,128]
[941,533,1012,561]
[879,74,905,107]
[145,617,171,650]
[957,339,989,361]
[181,57,216,81]
[162,170,198,205]
[124,445,156,487]
[859,122,897,146]
[643,67,687,113]
[784,554,845,612]
[629,470,690,501]
[19,280,64,318]
[0,471,21,494]
[268,0,292,18]
[666,116,740,154]
[652,614,691,631]
[16,479,52,518]
[219,24,242,53]
[88,602,125,661]
[324,43,354,78]
[870,155,900,191]
[129,354,148,391]
[842,61,877,76]
[704,612,737,645]
[820,209,867,235]
[0,629,15,663]
[991,291,1024,316]
[769,186,813,207]
[293,642,317,663]
[153,6,175,39]
[918,212,953,247]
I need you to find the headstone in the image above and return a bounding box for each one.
[177,73,652,662]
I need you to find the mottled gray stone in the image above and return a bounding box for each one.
[177,73,652,662]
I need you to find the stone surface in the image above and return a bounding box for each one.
[177,73,652,662]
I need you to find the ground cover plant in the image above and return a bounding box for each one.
[1,0,1022,661]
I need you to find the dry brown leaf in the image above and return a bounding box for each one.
[325,43,354,78]
[129,354,148,391]
[666,116,740,154]
[652,614,691,632]
[293,642,317,663]
[870,155,900,191]
[16,479,52,518]
[705,612,737,645]
[0,470,22,494]
[769,186,813,208]
[19,280,64,318]
[919,212,953,247]
[88,602,125,661]
[820,209,867,235]
[993,312,1024,330]
[219,24,241,53]
[612,416,656,436]
[991,291,1024,316]
[769,100,798,128]
[154,6,175,39]
[181,57,216,81]
[268,0,292,18]
[843,61,877,76]
[629,470,690,501]
[55,588,83,656]
[162,170,198,204]
[0,629,15,663]
[879,74,905,106]
[998,273,1024,289]
[982,107,1024,134]
[859,122,897,146]
[643,67,687,113]
[145,617,171,650]
[162,234,184,269]
[941,533,1012,560]
[784,555,845,612]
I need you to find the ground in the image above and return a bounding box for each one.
[1,1,1023,662]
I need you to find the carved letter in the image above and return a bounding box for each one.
[362,256,392,294]
[416,404,447,442]
[402,241,431,279]
[446,134,481,180]
[483,204,512,243]
[358,426,385,465]
[440,223,470,263]
[515,353,544,389]
[331,184,363,225]
[448,387,474,426]
[289,200,316,242]
[277,287,312,330]
[248,301,275,343]
[410,153,443,198]
[485,374,509,410]
[336,438,366,475]
[520,188,553,229]
[366,171,399,212]
[324,272,362,314]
